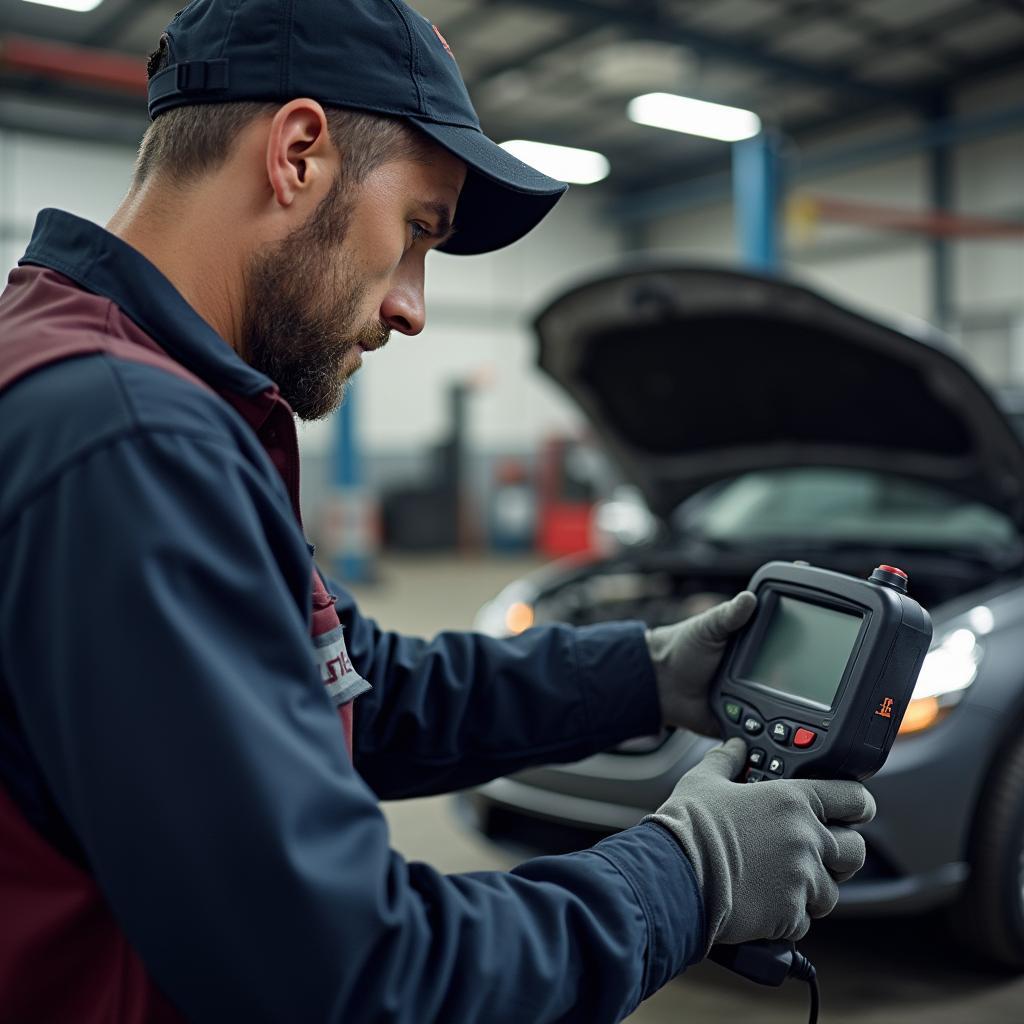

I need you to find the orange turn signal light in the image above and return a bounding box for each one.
[898,696,944,735]
[505,602,535,635]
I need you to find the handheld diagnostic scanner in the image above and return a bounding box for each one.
[712,561,933,783]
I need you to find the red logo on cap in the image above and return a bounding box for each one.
[432,24,456,60]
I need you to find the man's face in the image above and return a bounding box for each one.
[242,143,466,420]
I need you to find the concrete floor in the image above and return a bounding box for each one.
[348,554,1024,1023]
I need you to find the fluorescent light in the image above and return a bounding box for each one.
[500,140,610,185]
[21,0,105,10]
[628,92,762,142]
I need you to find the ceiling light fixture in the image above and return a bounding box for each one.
[627,92,762,142]
[500,140,610,185]
[20,0,105,11]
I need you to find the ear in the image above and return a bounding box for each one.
[265,98,333,208]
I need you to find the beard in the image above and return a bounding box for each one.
[242,175,390,421]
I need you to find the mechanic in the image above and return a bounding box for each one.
[0,1,875,1021]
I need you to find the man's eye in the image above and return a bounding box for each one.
[409,222,430,244]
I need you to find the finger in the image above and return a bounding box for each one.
[823,825,867,883]
[695,591,757,645]
[691,737,748,781]
[807,780,877,824]
[807,872,840,920]
[784,913,812,943]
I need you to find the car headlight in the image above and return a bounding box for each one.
[473,583,539,637]
[591,487,657,554]
[899,624,984,735]
[504,601,535,635]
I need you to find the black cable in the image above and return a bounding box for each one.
[807,969,820,1024]
[707,939,820,1023]
[786,948,819,1024]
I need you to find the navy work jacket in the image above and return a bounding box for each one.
[0,210,704,1022]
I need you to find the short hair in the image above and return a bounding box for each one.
[133,35,433,187]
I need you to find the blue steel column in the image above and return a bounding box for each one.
[732,131,782,270]
[928,96,954,332]
[331,381,374,582]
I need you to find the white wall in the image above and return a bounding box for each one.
[0,130,136,271]
[954,129,1024,320]
[344,187,612,456]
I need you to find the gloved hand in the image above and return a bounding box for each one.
[646,592,757,736]
[646,738,875,950]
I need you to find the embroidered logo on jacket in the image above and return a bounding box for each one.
[313,626,371,707]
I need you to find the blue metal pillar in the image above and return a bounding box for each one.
[329,381,375,582]
[928,96,954,332]
[732,131,782,270]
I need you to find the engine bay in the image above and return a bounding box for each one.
[530,545,1017,631]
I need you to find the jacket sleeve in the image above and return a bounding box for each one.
[2,428,704,1024]
[329,581,664,799]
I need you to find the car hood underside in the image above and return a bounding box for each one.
[534,264,1024,526]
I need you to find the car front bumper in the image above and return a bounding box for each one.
[472,700,1005,915]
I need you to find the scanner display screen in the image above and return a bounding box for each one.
[746,597,863,708]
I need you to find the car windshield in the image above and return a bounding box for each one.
[679,467,1018,550]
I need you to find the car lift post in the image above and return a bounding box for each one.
[330,380,376,583]
[928,94,954,332]
[732,131,782,270]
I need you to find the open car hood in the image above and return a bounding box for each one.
[534,264,1024,526]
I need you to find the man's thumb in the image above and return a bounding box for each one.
[698,591,757,643]
[693,737,748,781]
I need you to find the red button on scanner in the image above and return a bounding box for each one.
[878,564,908,580]
[793,728,817,749]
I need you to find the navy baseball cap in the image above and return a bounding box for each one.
[147,0,568,255]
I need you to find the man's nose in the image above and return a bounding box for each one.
[380,279,425,336]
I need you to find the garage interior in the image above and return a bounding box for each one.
[2,0,1024,1020]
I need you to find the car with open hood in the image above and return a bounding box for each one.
[469,263,1024,969]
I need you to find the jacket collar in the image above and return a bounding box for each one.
[20,208,273,399]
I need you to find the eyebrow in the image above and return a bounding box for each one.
[420,200,457,245]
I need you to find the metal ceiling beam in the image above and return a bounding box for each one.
[0,35,146,95]
[506,0,926,107]
[930,40,1024,94]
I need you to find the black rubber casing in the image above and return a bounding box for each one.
[712,562,933,782]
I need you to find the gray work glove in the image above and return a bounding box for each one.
[646,738,875,951]
[646,592,757,736]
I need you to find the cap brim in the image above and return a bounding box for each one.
[409,118,568,256]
